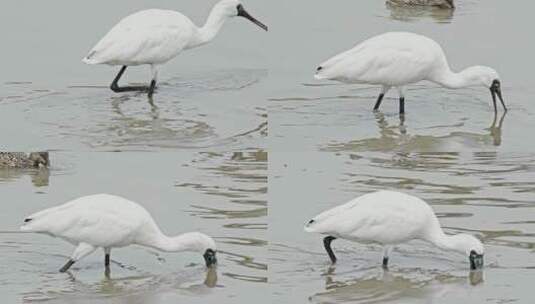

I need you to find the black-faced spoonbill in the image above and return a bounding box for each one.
[387,0,454,9]
[83,0,268,97]
[21,194,217,272]
[305,191,484,270]
[315,32,506,115]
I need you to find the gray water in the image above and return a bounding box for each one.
[0,151,267,303]
[268,0,535,303]
[1,0,535,303]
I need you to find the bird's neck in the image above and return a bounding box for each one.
[143,232,198,253]
[428,231,466,254]
[190,6,228,48]
[430,66,480,89]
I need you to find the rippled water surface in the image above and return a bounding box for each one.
[0,0,268,151]
[268,0,535,303]
[2,0,535,303]
[271,151,535,303]
[0,151,267,303]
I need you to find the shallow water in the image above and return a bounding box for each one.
[270,151,535,303]
[267,0,535,303]
[0,151,267,303]
[0,0,269,151]
[2,0,535,303]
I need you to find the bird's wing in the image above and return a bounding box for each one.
[305,198,362,234]
[351,47,434,84]
[84,10,195,65]
[318,42,434,85]
[22,202,138,246]
[58,210,138,246]
[306,192,429,243]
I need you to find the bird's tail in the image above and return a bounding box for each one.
[82,57,96,64]
[82,50,99,65]
[314,66,328,80]
[304,218,320,233]
[19,205,62,232]
[20,220,36,232]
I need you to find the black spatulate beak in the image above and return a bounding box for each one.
[237,4,268,31]
[203,249,217,267]
[469,250,484,270]
[490,79,507,113]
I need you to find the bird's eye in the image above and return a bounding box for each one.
[316,66,323,72]
[308,219,315,224]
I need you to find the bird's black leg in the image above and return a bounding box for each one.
[382,246,392,270]
[110,65,150,93]
[323,236,337,264]
[104,248,111,268]
[399,97,405,115]
[382,256,389,269]
[373,93,385,111]
[148,79,157,98]
[59,259,75,273]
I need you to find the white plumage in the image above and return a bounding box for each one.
[315,32,506,115]
[83,9,198,66]
[21,194,217,272]
[83,0,268,97]
[305,191,484,270]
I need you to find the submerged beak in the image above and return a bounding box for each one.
[203,249,217,268]
[237,4,268,31]
[469,251,484,270]
[490,80,507,113]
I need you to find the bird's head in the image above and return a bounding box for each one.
[216,0,268,31]
[28,152,49,168]
[463,66,505,111]
[183,232,217,267]
[463,66,500,89]
[449,234,484,270]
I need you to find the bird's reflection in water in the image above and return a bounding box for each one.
[111,95,160,120]
[0,168,50,187]
[322,264,397,291]
[147,96,159,119]
[324,111,508,152]
[469,270,483,286]
[385,2,455,23]
[204,267,218,288]
[314,264,483,303]
[375,111,407,137]
[488,111,506,146]
[57,266,218,302]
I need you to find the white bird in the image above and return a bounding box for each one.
[315,32,506,115]
[21,194,217,273]
[83,0,268,97]
[386,0,454,9]
[304,191,484,270]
